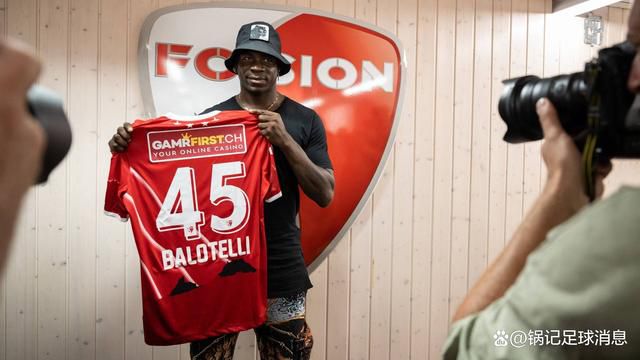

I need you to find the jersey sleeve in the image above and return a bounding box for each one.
[265,145,282,203]
[104,153,130,221]
[305,112,333,170]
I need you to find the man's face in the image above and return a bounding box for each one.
[235,50,279,94]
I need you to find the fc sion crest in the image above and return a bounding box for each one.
[139,2,405,270]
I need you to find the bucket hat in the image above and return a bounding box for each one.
[224,21,291,75]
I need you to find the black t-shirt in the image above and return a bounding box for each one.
[201,96,333,298]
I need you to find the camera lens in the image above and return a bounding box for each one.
[498,72,589,143]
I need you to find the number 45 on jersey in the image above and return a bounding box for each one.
[156,161,250,240]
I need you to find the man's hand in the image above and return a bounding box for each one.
[0,38,46,270]
[537,98,610,206]
[250,108,334,207]
[538,97,589,210]
[251,109,292,148]
[108,122,133,152]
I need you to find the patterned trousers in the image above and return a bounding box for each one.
[190,292,312,360]
[189,319,313,360]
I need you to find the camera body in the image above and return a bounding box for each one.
[499,41,640,159]
[27,85,72,184]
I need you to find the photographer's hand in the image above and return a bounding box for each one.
[0,38,46,270]
[539,98,611,201]
[538,98,590,208]
[452,98,605,322]
[108,122,132,152]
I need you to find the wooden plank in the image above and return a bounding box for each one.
[67,0,99,358]
[522,0,545,214]
[557,15,587,73]
[389,0,416,358]
[3,192,38,360]
[369,0,396,357]
[368,162,394,360]
[487,0,509,266]
[123,153,150,360]
[348,0,377,357]
[263,0,287,6]
[1,265,5,360]
[287,0,310,7]
[448,0,474,323]
[152,346,179,360]
[36,0,69,358]
[179,344,191,360]
[348,200,372,360]
[375,0,396,33]
[1,221,4,360]
[2,197,30,360]
[504,0,527,244]
[333,0,353,17]
[1,261,4,360]
[5,2,39,358]
[95,0,128,359]
[158,0,185,7]
[322,1,352,358]
[467,0,492,294]
[233,331,256,360]
[309,0,332,12]
[326,234,350,360]
[307,258,328,360]
[184,0,217,4]
[411,0,436,357]
[355,0,376,22]
[429,0,456,356]
[0,0,5,38]
[125,0,155,358]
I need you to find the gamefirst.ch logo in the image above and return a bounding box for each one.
[147,124,247,163]
[138,3,405,269]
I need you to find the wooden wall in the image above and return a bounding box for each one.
[0,0,636,359]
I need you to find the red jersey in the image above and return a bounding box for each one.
[104,111,281,345]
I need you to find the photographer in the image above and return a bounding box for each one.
[444,2,640,359]
[0,38,45,272]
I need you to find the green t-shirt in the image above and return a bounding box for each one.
[443,186,640,359]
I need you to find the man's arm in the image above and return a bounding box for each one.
[0,39,46,271]
[277,140,335,207]
[252,109,335,207]
[452,98,608,322]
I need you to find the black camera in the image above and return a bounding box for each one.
[498,41,640,160]
[26,85,72,184]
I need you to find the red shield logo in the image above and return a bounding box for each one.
[139,4,404,269]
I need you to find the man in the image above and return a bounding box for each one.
[109,21,334,359]
[0,38,46,272]
[444,2,640,359]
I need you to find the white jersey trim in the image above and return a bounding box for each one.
[163,111,221,121]
[104,211,129,222]
[265,191,282,203]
